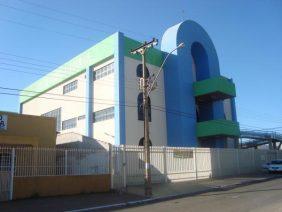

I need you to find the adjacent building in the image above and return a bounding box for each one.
[0,112,57,148]
[20,20,240,148]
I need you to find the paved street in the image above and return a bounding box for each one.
[121,178,282,212]
[1,176,281,211]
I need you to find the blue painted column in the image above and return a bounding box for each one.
[231,98,237,122]
[85,66,93,137]
[19,103,23,114]
[114,32,126,145]
[229,79,238,122]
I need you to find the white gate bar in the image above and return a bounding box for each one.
[9,148,15,201]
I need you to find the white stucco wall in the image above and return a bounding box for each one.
[92,59,115,144]
[22,59,116,144]
[21,56,167,146]
[22,72,86,135]
[124,57,167,146]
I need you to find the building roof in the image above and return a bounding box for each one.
[20,33,164,104]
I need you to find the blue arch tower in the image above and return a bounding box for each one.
[161,20,239,148]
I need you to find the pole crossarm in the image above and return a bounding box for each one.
[130,38,158,197]
[130,38,158,55]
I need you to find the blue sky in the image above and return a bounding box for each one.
[0,0,281,131]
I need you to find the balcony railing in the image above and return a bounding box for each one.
[196,119,240,138]
[193,76,236,102]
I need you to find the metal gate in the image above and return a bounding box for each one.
[0,148,14,201]
[111,146,125,190]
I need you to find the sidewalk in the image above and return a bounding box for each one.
[127,173,280,198]
[0,174,280,212]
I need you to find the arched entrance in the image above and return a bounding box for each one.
[191,42,213,122]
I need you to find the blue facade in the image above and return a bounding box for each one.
[83,20,238,148]
[85,66,93,137]
[114,32,126,145]
[161,20,230,147]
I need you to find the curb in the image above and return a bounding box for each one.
[66,175,281,211]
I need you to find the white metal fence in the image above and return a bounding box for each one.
[12,147,109,177]
[0,145,281,201]
[0,147,109,201]
[112,146,282,188]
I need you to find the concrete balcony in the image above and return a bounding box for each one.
[196,119,240,138]
[193,76,236,102]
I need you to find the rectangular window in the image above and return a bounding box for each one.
[93,62,114,81]
[62,118,77,130]
[63,80,78,94]
[93,107,114,123]
[42,108,61,131]
[78,115,85,120]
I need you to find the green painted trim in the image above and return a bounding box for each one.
[124,36,164,67]
[196,119,240,138]
[20,69,85,104]
[20,34,116,103]
[193,76,236,97]
[20,34,165,104]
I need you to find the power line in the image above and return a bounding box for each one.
[0,56,166,93]
[0,90,273,131]
[0,50,166,89]
[0,3,112,35]
[0,91,196,119]
[0,18,95,42]
[0,86,173,115]
[0,69,280,130]
[17,0,154,39]
[2,90,279,131]
[0,51,75,67]
[0,64,280,128]
[0,65,165,94]
[0,57,56,69]
[0,88,236,126]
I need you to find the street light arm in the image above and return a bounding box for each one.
[147,42,184,95]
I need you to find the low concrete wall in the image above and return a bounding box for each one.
[13,174,110,200]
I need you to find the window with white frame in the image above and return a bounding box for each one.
[93,107,114,123]
[62,117,77,130]
[63,80,77,94]
[78,115,85,120]
[93,62,114,81]
[42,108,61,131]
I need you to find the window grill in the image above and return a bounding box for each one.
[93,63,114,81]
[93,107,114,123]
[63,80,77,94]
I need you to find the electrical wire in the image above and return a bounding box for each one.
[17,0,155,40]
[0,3,112,35]
[0,18,96,42]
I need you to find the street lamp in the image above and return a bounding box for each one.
[130,38,158,197]
[130,40,184,197]
[148,42,185,95]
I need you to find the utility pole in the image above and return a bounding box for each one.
[130,39,184,197]
[131,38,158,197]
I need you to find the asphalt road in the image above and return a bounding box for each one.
[120,178,282,212]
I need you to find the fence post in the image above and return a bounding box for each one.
[122,145,127,189]
[64,150,68,175]
[9,148,15,201]
[193,148,198,180]
[217,148,222,177]
[236,148,240,175]
[252,149,256,172]
[163,146,168,183]
[108,144,114,190]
